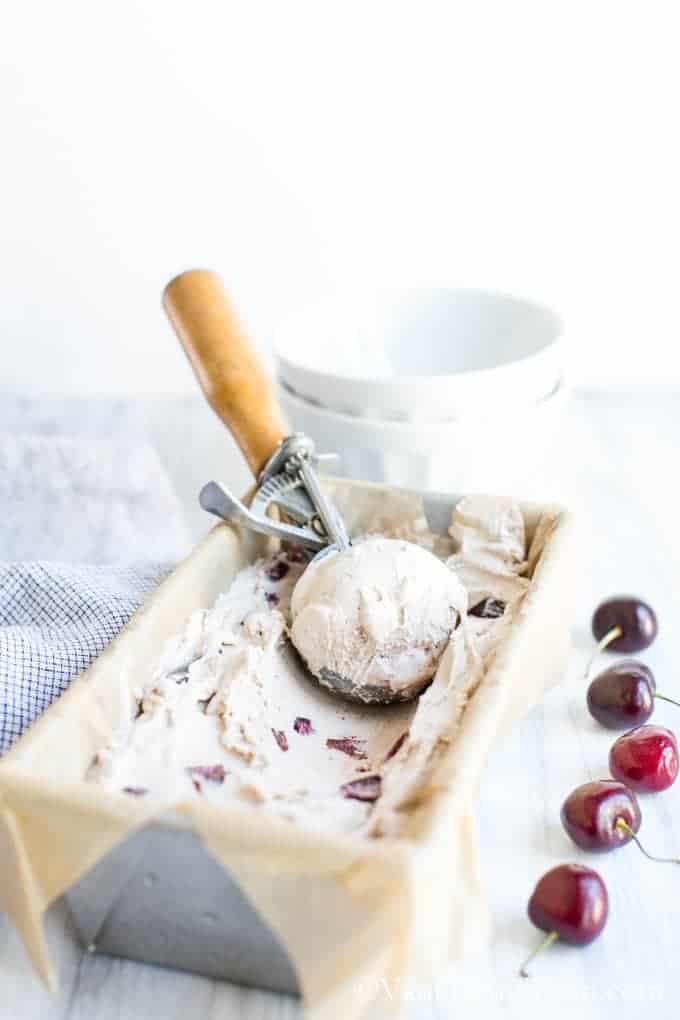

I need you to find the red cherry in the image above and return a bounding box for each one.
[609,725,679,792]
[561,780,640,851]
[561,779,680,864]
[520,864,608,976]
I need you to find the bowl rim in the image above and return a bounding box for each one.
[274,286,563,386]
[279,375,568,432]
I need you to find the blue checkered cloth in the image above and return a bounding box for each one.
[0,562,171,754]
[0,428,190,755]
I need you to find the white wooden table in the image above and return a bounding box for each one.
[2,388,678,1019]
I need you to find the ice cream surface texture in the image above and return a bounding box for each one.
[290,538,467,702]
[89,495,534,838]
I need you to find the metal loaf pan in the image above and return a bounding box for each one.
[64,819,299,994]
[60,483,575,995]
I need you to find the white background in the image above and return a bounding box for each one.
[1,0,679,395]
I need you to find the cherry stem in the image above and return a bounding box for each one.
[654,692,680,709]
[584,625,623,680]
[519,930,560,978]
[615,819,680,865]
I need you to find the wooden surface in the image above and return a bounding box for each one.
[1,388,678,1019]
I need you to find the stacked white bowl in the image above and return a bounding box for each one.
[274,289,566,494]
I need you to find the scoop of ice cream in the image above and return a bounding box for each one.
[290,538,467,703]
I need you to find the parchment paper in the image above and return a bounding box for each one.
[0,478,576,1019]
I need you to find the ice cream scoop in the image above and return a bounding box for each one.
[291,537,467,703]
[163,269,462,704]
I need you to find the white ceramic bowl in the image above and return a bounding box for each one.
[279,378,568,494]
[274,289,563,423]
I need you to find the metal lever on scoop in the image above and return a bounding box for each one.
[297,456,350,551]
[199,480,327,551]
[258,434,351,552]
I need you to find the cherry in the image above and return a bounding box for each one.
[591,596,658,655]
[609,725,679,793]
[561,779,680,864]
[520,864,608,976]
[561,780,640,851]
[587,660,676,734]
[588,663,653,729]
[587,661,680,729]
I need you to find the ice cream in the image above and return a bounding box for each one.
[446,493,528,606]
[290,538,468,702]
[88,494,533,838]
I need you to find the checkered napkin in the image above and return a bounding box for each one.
[0,431,190,755]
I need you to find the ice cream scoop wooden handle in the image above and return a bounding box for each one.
[163,269,288,477]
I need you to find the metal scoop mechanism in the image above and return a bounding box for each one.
[199,433,351,556]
